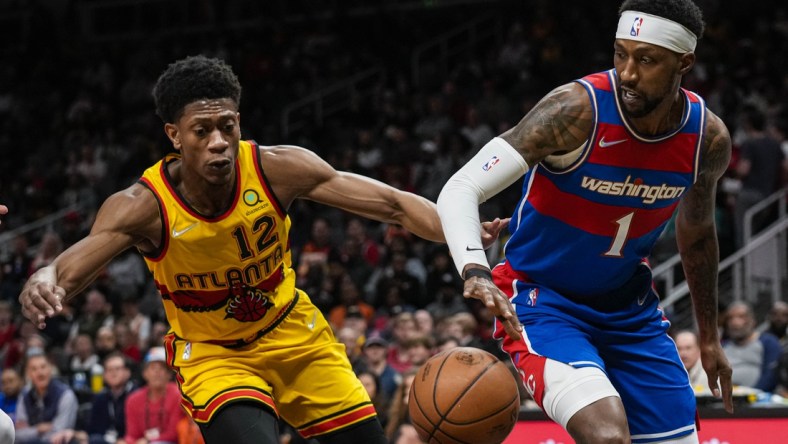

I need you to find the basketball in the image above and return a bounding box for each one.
[408,347,521,444]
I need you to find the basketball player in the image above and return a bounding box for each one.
[437,0,733,443]
[17,56,507,444]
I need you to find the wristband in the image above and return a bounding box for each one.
[463,267,493,281]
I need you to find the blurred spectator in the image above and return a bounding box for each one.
[722,301,782,392]
[49,352,136,444]
[356,370,388,430]
[336,326,364,369]
[113,323,142,364]
[0,367,23,421]
[424,275,467,325]
[124,347,182,444]
[87,352,136,443]
[69,334,99,375]
[766,301,788,346]
[0,300,18,368]
[103,248,149,306]
[384,369,417,443]
[386,312,418,373]
[413,310,434,338]
[68,288,114,342]
[414,95,454,142]
[443,312,484,350]
[732,107,787,248]
[176,416,205,444]
[356,335,399,402]
[117,295,151,351]
[15,352,78,443]
[674,329,711,394]
[93,326,119,362]
[295,217,338,293]
[2,234,32,296]
[459,107,495,152]
[402,335,434,370]
[29,231,63,273]
[344,217,381,268]
[327,274,375,331]
[373,253,426,310]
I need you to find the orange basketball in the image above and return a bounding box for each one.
[408,347,521,444]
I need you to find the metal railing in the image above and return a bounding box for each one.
[411,12,502,87]
[0,205,84,260]
[653,187,788,329]
[280,66,385,137]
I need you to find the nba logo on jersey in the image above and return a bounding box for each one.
[630,17,643,36]
[526,288,538,307]
[482,156,501,171]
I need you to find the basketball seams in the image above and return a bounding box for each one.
[409,347,520,444]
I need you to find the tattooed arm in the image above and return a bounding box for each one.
[500,82,594,164]
[675,110,734,412]
[436,82,593,340]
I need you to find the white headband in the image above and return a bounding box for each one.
[616,10,697,53]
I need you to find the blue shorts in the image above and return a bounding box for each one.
[492,261,696,443]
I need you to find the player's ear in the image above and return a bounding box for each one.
[164,123,181,150]
[678,52,695,76]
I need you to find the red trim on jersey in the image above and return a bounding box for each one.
[159,156,241,222]
[298,404,378,438]
[156,266,284,309]
[528,173,679,237]
[590,124,697,173]
[187,388,278,423]
[582,72,612,91]
[138,177,169,262]
[250,141,286,220]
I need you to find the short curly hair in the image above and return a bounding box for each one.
[619,0,705,39]
[152,55,242,123]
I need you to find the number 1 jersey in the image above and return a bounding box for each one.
[503,70,705,297]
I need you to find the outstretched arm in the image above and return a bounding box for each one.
[19,184,159,328]
[436,82,593,341]
[675,111,733,412]
[261,145,445,243]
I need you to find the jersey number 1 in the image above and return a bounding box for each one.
[604,212,634,257]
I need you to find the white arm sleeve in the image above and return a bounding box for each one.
[437,137,529,276]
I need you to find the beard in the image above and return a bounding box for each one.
[618,87,663,118]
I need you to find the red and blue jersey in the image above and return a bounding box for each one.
[503,69,705,297]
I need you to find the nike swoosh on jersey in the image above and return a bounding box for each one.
[466,246,484,251]
[598,137,628,148]
[171,223,197,238]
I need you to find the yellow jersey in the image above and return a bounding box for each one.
[139,141,297,345]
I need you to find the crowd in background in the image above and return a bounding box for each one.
[1,0,788,443]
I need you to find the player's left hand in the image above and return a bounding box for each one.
[462,270,522,341]
[700,340,734,413]
[481,217,509,250]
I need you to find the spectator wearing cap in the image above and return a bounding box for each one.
[356,335,399,402]
[123,347,183,444]
[14,352,78,443]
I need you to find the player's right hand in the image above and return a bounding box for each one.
[462,273,522,341]
[19,277,65,329]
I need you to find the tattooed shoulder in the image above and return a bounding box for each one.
[503,83,593,165]
[701,111,733,181]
